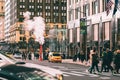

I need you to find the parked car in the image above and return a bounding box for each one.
[48,52,62,63]
[0,51,63,80]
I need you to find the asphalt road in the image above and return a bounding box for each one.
[23,59,120,80]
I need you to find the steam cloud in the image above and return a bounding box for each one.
[23,11,45,45]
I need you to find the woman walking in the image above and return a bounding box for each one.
[89,49,100,74]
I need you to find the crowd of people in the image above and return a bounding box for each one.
[21,51,39,60]
[89,47,120,74]
[73,47,120,74]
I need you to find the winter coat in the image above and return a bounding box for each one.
[92,53,99,64]
[114,52,120,65]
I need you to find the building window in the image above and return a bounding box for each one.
[53,25,58,29]
[92,0,99,14]
[20,37,26,41]
[75,0,78,3]
[20,37,22,41]
[62,0,66,2]
[31,12,34,15]
[37,0,42,3]
[20,30,25,34]
[37,12,42,16]
[46,0,50,3]
[53,12,58,16]
[29,0,34,2]
[23,5,25,8]
[54,6,58,10]
[20,12,23,15]
[1,6,3,10]
[20,0,25,2]
[53,0,59,3]
[29,5,31,8]
[46,12,50,16]
[30,31,33,36]
[95,0,99,14]
[29,0,31,2]
[37,5,42,8]
[20,0,22,2]
[32,6,34,9]
[20,5,22,8]
[69,11,72,21]
[62,6,66,10]
[46,6,50,9]
[75,8,79,19]
[61,25,66,29]
[69,0,72,5]
[20,5,25,8]
[46,18,51,23]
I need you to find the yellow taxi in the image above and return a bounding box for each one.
[48,52,62,63]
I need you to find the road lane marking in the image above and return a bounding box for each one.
[100,77,111,79]
[63,74,70,76]
[62,71,84,76]
[71,71,99,77]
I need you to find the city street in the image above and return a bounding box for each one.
[1,0,120,80]
[22,59,120,80]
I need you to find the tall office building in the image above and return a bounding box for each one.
[67,0,120,58]
[0,0,5,42]
[4,0,67,48]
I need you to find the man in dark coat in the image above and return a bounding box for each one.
[114,49,120,74]
[100,48,108,72]
[106,48,113,73]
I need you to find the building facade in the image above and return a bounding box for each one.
[0,0,5,42]
[5,0,67,52]
[67,0,120,58]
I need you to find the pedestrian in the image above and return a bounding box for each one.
[100,48,108,72]
[89,49,99,74]
[31,52,34,60]
[88,50,94,72]
[28,52,32,60]
[80,50,85,63]
[78,52,81,61]
[114,48,120,74]
[22,52,26,60]
[106,48,114,73]
[73,54,77,62]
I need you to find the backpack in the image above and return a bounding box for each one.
[92,54,99,63]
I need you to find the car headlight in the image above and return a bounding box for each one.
[56,74,63,80]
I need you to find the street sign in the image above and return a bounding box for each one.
[80,18,87,34]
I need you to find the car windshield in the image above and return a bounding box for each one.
[0,64,57,80]
[53,54,60,56]
[17,71,57,80]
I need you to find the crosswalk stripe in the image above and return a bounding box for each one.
[62,71,84,76]
[71,71,99,77]
[63,74,70,76]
